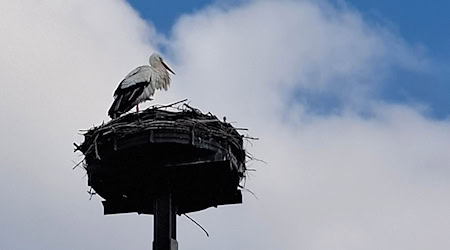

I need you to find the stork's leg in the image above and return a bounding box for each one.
[136,104,142,123]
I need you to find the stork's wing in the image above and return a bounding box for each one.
[108,84,146,118]
[113,65,152,96]
[108,65,154,118]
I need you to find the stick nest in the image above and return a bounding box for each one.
[75,100,250,176]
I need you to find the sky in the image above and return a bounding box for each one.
[129,0,450,118]
[1,0,450,250]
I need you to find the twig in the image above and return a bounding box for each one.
[154,99,188,109]
[87,187,96,200]
[183,213,210,237]
[183,103,201,113]
[72,159,85,170]
[73,143,81,152]
[93,133,101,160]
[243,136,259,140]
[239,185,258,200]
[246,152,267,164]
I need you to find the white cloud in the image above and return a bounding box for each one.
[247,104,450,249]
[0,1,159,249]
[0,0,449,250]
[169,0,429,116]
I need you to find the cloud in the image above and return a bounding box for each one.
[0,1,159,249]
[245,104,450,250]
[168,1,450,249]
[168,0,429,117]
[0,0,449,250]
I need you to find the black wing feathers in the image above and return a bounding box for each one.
[108,81,150,118]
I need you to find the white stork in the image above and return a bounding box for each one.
[108,53,175,119]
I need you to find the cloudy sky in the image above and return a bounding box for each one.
[1,0,449,249]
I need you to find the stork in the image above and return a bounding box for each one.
[108,53,175,119]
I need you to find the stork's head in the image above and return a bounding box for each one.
[149,53,176,75]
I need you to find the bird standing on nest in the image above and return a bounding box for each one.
[108,53,176,119]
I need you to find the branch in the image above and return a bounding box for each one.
[183,213,210,237]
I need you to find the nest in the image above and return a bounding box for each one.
[75,101,250,214]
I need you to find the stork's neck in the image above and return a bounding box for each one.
[151,67,171,91]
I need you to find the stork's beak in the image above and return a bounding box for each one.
[161,60,176,75]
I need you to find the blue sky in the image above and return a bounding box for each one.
[128,0,450,118]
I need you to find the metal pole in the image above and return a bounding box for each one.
[153,192,178,250]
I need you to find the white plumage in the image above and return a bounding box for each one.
[108,53,175,118]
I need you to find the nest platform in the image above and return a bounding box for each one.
[76,104,246,215]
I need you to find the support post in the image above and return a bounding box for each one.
[153,192,178,250]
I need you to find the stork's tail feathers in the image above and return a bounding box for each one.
[108,95,128,119]
[108,94,153,119]
[108,96,123,119]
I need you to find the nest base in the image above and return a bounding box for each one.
[78,104,246,215]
